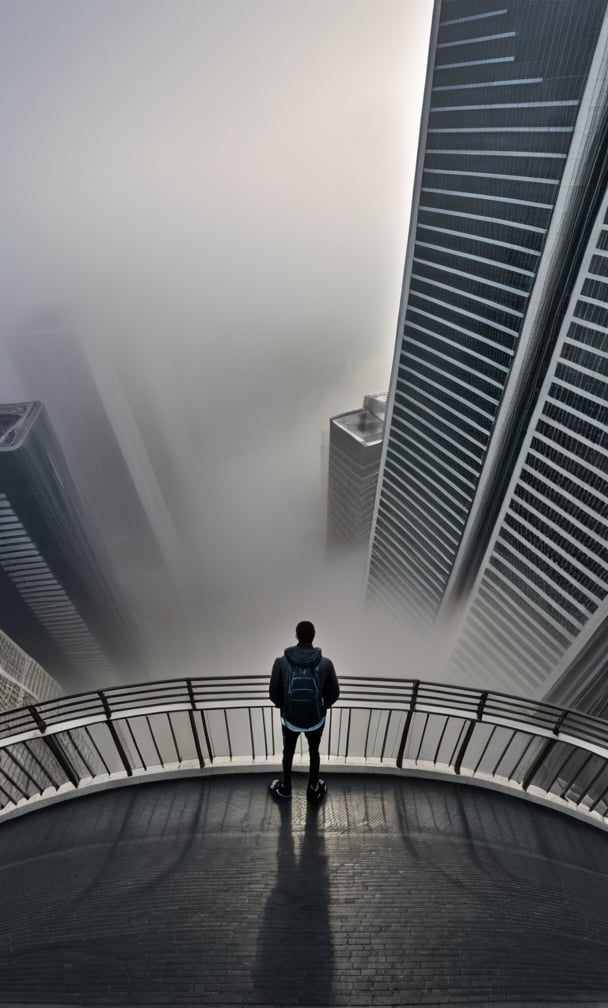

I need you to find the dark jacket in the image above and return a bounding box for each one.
[269,645,340,722]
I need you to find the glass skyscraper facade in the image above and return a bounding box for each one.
[0,402,148,692]
[447,187,608,707]
[367,0,608,708]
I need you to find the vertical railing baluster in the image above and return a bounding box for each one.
[187,680,205,768]
[146,716,163,766]
[248,708,255,761]
[99,692,132,777]
[453,692,487,776]
[363,709,372,759]
[167,712,181,764]
[224,710,233,761]
[396,680,419,769]
[200,710,214,764]
[125,720,146,769]
[380,710,393,763]
[345,709,352,760]
[415,713,429,763]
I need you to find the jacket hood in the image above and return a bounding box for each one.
[284,644,322,666]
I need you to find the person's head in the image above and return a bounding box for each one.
[296,620,315,646]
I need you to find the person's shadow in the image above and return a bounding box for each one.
[251,797,334,1004]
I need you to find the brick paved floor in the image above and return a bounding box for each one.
[1,772,608,1006]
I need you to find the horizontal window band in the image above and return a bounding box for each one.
[440,10,507,28]
[433,77,543,92]
[408,303,517,352]
[432,100,578,112]
[410,287,520,337]
[438,31,516,48]
[422,186,553,209]
[419,204,546,234]
[405,316,512,369]
[417,221,541,259]
[487,553,583,636]
[428,126,573,133]
[416,240,535,277]
[477,574,564,655]
[393,400,484,469]
[392,418,479,488]
[371,507,451,581]
[405,331,506,392]
[425,149,566,159]
[412,254,530,298]
[522,460,608,526]
[436,56,515,71]
[382,465,462,541]
[383,467,463,548]
[396,379,492,439]
[506,502,607,592]
[410,271,524,319]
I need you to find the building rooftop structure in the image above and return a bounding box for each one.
[327,394,387,550]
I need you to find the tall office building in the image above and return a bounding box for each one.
[0,401,148,692]
[327,394,386,549]
[367,0,608,706]
[7,316,197,674]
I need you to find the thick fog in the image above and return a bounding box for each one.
[0,1,433,686]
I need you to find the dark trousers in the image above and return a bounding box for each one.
[281,723,324,790]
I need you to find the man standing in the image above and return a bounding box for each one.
[269,620,340,802]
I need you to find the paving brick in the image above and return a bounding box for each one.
[0,774,608,1005]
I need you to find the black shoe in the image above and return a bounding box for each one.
[307,779,327,803]
[269,779,292,800]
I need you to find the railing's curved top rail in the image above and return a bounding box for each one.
[1,676,608,829]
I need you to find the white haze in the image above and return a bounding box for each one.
[0,0,433,686]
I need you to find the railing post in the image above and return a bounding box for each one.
[396,680,419,769]
[187,679,205,767]
[29,704,80,789]
[99,692,132,777]
[454,692,487,775]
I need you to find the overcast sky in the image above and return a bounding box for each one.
[0,0,433,685]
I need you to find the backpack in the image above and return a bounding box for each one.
[284,658,323,729]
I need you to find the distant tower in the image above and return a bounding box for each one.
[0,402,148,692]
[366,0,608,709]
[327,394,386,550]
[7,315,193,672]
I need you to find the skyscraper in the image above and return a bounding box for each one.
[0,401,148,692]
[327,393,386,550]
[366,0,608,707]
[7,316,197,675]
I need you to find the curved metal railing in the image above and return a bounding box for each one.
[2,676,608,829]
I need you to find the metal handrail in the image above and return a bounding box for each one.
[1,675,608,828]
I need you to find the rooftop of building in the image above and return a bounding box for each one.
[2,770,608,1007]
[330,407,384,446]
[0,401,39,450]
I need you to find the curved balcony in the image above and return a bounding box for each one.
[2,676,608,830]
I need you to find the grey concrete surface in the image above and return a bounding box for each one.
[1,772,608,1006]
